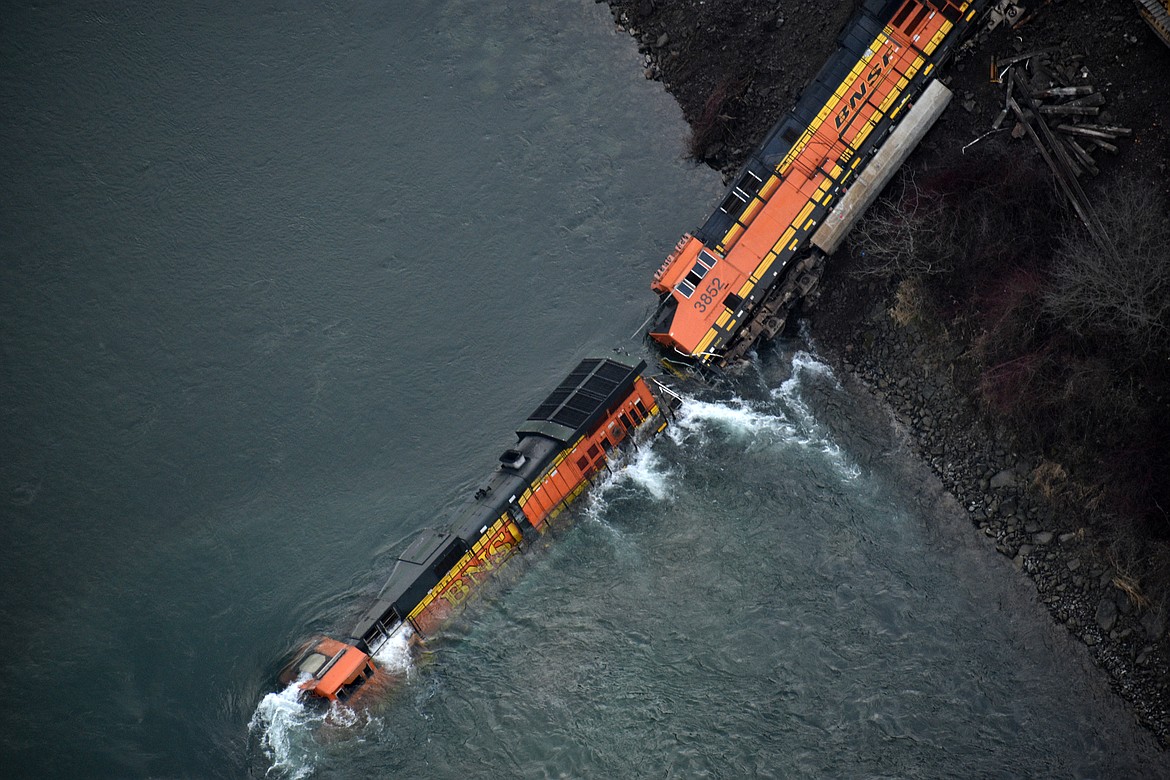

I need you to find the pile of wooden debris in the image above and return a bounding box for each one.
[991,50,1131,179]
[975,50,1128,256]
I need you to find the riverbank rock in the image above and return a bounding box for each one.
[604,0,1170,750]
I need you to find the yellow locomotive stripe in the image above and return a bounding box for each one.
[753,250,778,280]
[794,201,816,227]
[701,8,964,352]
[407,514,519,622]
[850,115,879,149]
[695,329,717,356]
[926,20,953,54]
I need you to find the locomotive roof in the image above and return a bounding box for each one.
[517,356,646,444]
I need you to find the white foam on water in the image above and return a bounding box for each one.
[610,446,674,501]
[660,352,858,481]
[249,678,324,780]
[372,623,415,674]
[250,627,414,777]
[772,351,859,480]
[667,396,797,450]
[582,443,676,534]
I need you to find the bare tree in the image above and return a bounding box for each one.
[1043,181,1170,358]
[849,171,960,279]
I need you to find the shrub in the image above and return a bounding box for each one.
[849,148,1058,287]
[849,171,960,279]
[1043,181,1170,360]
[687,77,737,162]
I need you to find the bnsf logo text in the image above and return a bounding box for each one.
[834,51,894,130]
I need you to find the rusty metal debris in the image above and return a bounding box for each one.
[1134,0,1170,49]
[984,0,1026,33]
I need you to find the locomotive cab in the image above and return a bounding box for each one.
[280,637,378,703]
[648,233,749,358]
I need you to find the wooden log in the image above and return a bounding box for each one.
[1057,124,1126,140]
[1008,67,1116,260]
[1040,104,1100,116]
[1007,94,1084,216]
[1089,137,1120,154]
[1065,138,1100,176]
[1034,85,1095,98]
[995,48,1061,70]
[1063,92,1106,107]
[1083,123,1133,136]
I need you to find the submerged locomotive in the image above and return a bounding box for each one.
[648,0,985,369]
[280,356,677,704]
[274,0,990,713]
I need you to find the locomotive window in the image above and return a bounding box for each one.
[634,399,647,418]
[587,444,601,459]
[298,652,329,678]
[697,250,718,269]
[684,261,709,289]
[676,280,696,298]
[620,413,635,431]
[576,455,589,471]
[337,669,369,702]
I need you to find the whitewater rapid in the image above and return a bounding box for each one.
[250,350,850,777]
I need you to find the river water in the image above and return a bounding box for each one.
[1,1,1165,777]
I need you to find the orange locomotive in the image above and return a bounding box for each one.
[648,0,985,369]
[280,356,677,704]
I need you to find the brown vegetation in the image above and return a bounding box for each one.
[1043,181,1170,361]
[849,148,1170,594]
[850,150,1058,288]
[686,77,740,162]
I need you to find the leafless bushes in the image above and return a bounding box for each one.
[1043,181,1170,359]
[849,172,960,278]
[849,151,1057,286]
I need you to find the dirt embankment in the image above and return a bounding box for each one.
[601,0,1170,748]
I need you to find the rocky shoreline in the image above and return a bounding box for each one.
[600,0,1170,750]
[814,278,1170,747]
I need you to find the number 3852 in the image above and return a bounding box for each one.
[693,277,726,313]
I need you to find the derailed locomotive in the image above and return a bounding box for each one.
[280,356,677,704]
[648,0,986,369]
[275,0,991,712]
